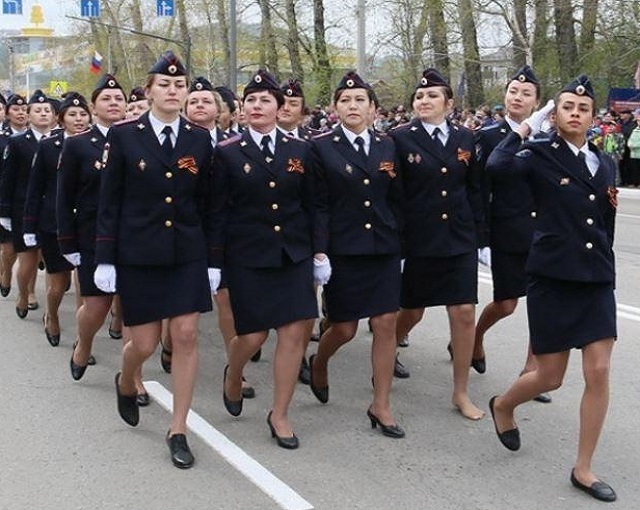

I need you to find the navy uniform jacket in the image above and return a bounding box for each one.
[389,119,484,257]
[476,120,536,252]
[488,132,616,283]
[210,129,315,268]
[57,125,108,254]
[0,129,40,224]
[24,131,65,234]
[310,126,402,255]
[95,112,214,267]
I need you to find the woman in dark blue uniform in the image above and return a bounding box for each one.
[94,51,215,469]
[211,70,317,449]
[0,90,54,318]
[390,69,485,420]
[57,75,127,375]
[24,92,91,346]
[488,76,618,502]
[308,71,404,438]
[0,94,29,297]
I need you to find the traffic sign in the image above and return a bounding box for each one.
[49,81,69,97]
[156,0,174,17]
[80,0,100,18]
[2,0,23,15]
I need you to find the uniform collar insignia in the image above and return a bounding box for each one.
[243,162,251,174]
[54,140,61,146]
[453,126,459,131]
[410,126,418,131]
[90,137,98,143]
[240,141,247,147]
[281,137,288,143]
[137,123,145,130]
[26,133,31,139]
[138,159,147,171]
[551,142,559,149]
[333,136,341,142]
[500,128,506,133]
[560,177,570,185]
[345,164,353,174]
[94,160,102,170]
[374,136,381,142]
[265,156,273,163]
[185,124,192,131]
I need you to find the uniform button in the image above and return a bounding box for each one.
[165,172,173,179]
[269,181,276,188]
[165,196,173,204]
[441,213,448,220]
[531,211,537,218]
[585,242,593,249]
[165,220,172,227]
[589,194,595,201]
[363,179,370,185]
[274,225,281,232]
[364,223,372,230]
[441,190,447,197]
[441,167,447,174]
[586,218,594,225]
[364,200,371,207]
[271,203,279,210]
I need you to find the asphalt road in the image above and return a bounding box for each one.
[0,190,638,510]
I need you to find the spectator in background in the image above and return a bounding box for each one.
[626,109,640,187]
[619,109,637,185]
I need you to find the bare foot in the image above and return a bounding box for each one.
[453,394,485,420]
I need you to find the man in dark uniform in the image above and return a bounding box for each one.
[0,90,54,317]
[474,65,553,403]
[0,94,28,296]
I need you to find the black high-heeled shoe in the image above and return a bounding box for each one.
[366,408,405,438]
[308,355,328,403]
[70,341,87,381]
[266,411,299,449]
[471,356,486,374]
[108,311,123,339]
[250,348,261,362]
[15,306,28,319]
[0,283,10,297]
[223,365,243,416]
[160,341,172,374]
[43,315,60,347]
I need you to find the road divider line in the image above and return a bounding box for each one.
[144,381,314,510]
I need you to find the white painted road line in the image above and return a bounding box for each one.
[144,381,314,510]
[478,270,640,323]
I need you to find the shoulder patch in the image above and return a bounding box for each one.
[218,134,242,147]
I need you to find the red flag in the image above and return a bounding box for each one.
[90,51,103,75]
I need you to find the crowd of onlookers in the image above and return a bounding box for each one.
[303,101,640,187]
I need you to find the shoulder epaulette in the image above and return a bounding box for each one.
[218,134,242,147]
[311,130,334,140]
[113,117,138,126]
[515,148,532,158]
[480,123,500,133]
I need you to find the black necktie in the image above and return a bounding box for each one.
[261,135,274,160]
[354,136,368,166]
[161,125,174,160]
[577,151,593,178]
[432,127,445,149]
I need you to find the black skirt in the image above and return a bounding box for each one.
[226,256,317,335]
[324,254,401,322]
[117,259,212,327]
[491,249,527,301]
[401,252,478,308]
[527,275,616,355]
[0,224,11,243]
[77,249,111,297]
[12,218,34,253]
[40,231,73,274]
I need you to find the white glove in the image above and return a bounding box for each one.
[523,99,555,136]
[23,233,37,247]
[94,263,116,293]
[400,259,405,274]
[478,247,492,268]
[63,252,81,267]
[208,267,221,294]
[0,217,11,231]
[313,256,332,286]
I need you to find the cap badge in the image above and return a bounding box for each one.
[107,79,116,87]
[73,99,80,106]
[286,89,293,96]
[195,83,203,90]
[346,79,354,87]
[575,85,586,95]
[518,74,526,82]
[168,64,177,75]
[254,74,262,83]
[421,77,428,86]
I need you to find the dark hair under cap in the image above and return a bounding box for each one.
[48,97,62,115]
[189,76,214,93]
[412,67,453,101]
[243,69,284,107]
[214,86,237,113]
[280,78,305,98]
[5,94,26,113]
[58,92,91,122]
[148,50,187,76]
[333,70,374,103]
[560,74,595,100]
[507,64,540,98]
[91,73,125,103]
[128,87,146,103]
[0,93,6,107]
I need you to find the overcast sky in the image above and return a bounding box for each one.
[0,0,78,34]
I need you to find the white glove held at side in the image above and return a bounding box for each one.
[63,252,81,267]
[0,217,12,231]
[208,267,221,294]
[23,233,37,247]
[478,247,492,268]
[313,256,332,286]
[94,263,116,293]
